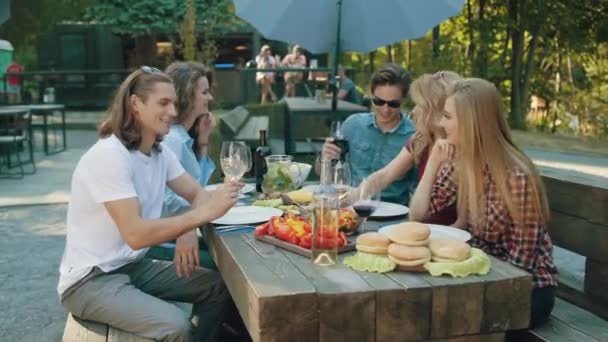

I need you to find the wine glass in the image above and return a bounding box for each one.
[332,161,352,207]
[220,141,251,182]
[352,177,381,234]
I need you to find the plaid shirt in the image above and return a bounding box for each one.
[430,162,559,288]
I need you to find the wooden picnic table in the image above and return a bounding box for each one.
[207,217,533,342]
[282,97,367,155]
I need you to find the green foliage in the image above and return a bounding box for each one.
[180,0,197,60]
[339,0,608,137]
[0,0,94,69]
[85,0,235,37]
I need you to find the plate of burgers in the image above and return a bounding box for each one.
[378,222,471,242]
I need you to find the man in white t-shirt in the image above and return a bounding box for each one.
[58,68,240,341]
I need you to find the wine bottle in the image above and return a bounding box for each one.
[254,130,271,192]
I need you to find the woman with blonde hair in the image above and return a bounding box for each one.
[410,78,558,328]
[255,44,278,103]
[362,71,461,224]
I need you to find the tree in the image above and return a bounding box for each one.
[180,0,196,61]
[0,0,94,69]
[85,0,235,65]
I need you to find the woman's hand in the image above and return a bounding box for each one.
[428,139,455,169]
[196,112,216,146]
[174,230,200,278]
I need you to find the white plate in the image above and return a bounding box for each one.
[212,206,283,225]
[205,183,255,194]
[370,202,409,218]
[378,223,472,242]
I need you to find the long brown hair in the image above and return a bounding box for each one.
[98,68,173,150]
[446,78,550,228]
[165,61,213,124]
[409,71,461,163]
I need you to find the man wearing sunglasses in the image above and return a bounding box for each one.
[319,63,417,204]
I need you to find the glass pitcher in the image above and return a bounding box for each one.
[261,155,301,194]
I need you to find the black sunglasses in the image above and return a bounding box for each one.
[140,65,161,74]
[372,96,402,109]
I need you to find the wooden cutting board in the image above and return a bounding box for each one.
[255,235,356,258]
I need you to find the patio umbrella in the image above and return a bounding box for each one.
[233,0,465,111]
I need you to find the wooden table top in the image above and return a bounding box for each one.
[284,97,367,113]
[207,219,533,342]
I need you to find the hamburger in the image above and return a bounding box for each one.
[387,243,431,271]
[429,238,471,262]
[385,222,431,246]
[356,232,391,254]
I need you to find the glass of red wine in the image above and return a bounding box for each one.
[330,120,349,161]
[352,177,381,234]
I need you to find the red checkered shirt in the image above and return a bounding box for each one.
[430,162,559,288]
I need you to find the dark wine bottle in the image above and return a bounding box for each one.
[255,130,271,192]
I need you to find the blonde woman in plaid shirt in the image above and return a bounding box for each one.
[409,78,558,328]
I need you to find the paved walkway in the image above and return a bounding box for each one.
[0,119,605,341]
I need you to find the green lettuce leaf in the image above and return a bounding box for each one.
[343,252,396,273]
[424,248,491,277]
[252,199,283,208]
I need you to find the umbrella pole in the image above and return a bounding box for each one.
[331,0,343,113]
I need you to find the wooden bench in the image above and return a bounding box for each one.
[62,302,191,342]
[525,168,608,341]
[527,298,608,342]
[540,168,608,318]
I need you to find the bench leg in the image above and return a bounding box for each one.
[584,258,608,306]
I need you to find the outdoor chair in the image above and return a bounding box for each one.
[0,108,36,179]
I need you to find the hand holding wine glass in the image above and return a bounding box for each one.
[220,141,251,182]
[330,120,349,161]
[352,177,381,234]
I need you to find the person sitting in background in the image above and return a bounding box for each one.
[409,78,558,329]
[58,67,241,341]
[317,63,417,204]
[255,45,278,104]
[281,45,307,97]
[363,71,462,225]
[144,61,217,270]
[335,65,362,105]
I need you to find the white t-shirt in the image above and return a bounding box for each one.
[58,135,184,295]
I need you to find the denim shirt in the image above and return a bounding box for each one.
[162,124,215,216]
[342,112,417,204]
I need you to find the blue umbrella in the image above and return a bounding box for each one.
[234,0,465,110]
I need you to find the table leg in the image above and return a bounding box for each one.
[61,108,66,151]
[43,112,48,154]
[284,109,292,154]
